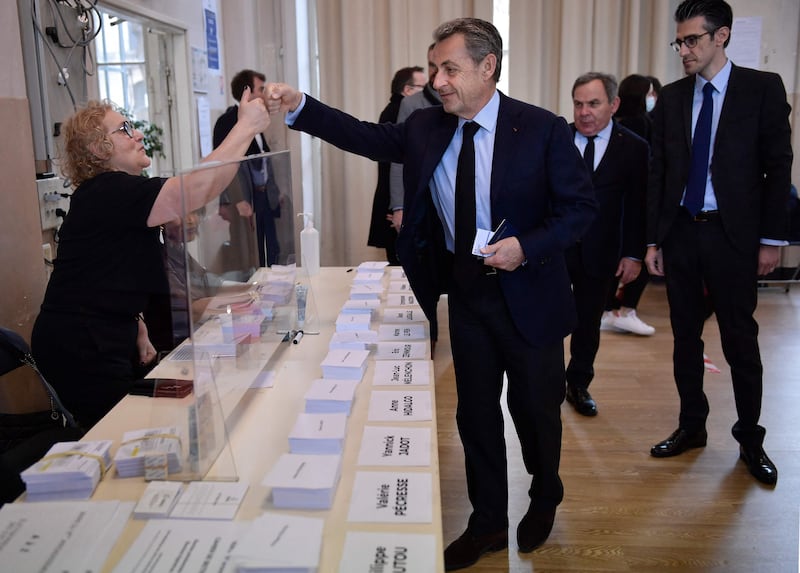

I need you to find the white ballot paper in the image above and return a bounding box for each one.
[305,378,360,415]
[357,426,432,466]
[336,313,372,332]
[170,480,249,519]
[386,293,419,307]
[289,412,348,454]
[374,341,428,360]
[353,271,385,285]
[133,480,183,519]
[0,500,133,573]
[22,439,113,500]
[372,360,431,386]
[338,531,436,573]
[382,307,425,323]
[231,512,324,573]
[341,298,381,315]
[329,330,378,350]
[262,453,342,510]
[358,261,390,271]
[368,390,433,422]
[378,323,427,341]
[113,518,251,573]
[320,348,370,379]
[350,284,382,299]
[347,471,433,523]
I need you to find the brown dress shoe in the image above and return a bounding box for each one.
[444,528,508,571]
[517,505,556,553]
[650,428,707,457]
[739,445,778,485]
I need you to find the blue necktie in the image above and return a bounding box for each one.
[684,82,715,215]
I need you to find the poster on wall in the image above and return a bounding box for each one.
[727,16,762,70]
[203,0,219,71]
[196,96,212,157]
[191,47,208,93]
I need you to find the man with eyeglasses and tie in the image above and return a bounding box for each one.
[266,17,596,570]
[646,0,792,486]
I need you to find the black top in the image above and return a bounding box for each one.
[42,171,167,318]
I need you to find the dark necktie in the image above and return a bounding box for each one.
[684,82,715,215]
[453,121,481,286]
[583,135,597,172]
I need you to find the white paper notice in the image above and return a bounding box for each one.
[113,519,250,573]
[372,360,431,386]
[338,531,437,573]
[347,471,433,523]
[357,426,432,466]
[367,390,433,422]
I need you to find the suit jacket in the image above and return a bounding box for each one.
[647,64,793,253]
[570,121,648,277]
[367,93,404,248]
[213,105,280,215]
[292,93,597,346]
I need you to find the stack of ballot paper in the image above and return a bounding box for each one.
[21,440,112,500]
[231,513,324,573]
[262,453,342,510]
[114,426,183,478]
[352,271,384,285]
[192,318,248,356]
[255,282,294,305]
[304,378,360,415]
[349,283,382,299]
[288,412,348,454]
[358,261,390,271]
[329,330,378,350]
[340,298,381,315]
[320,348,370,379]
[335,312,371,332]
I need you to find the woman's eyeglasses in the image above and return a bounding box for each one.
[110,120,135,139]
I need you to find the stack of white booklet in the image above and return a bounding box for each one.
[288,412,348,454]
[262,453,342,510]
[349,283,382,299]
[21,440,113,500]
[329,330,378,350]
[320,348,370,379]
[335,313,372,332]
[114,426,183,478]
[304,378,360,415]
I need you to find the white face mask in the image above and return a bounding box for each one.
[645,95,656,113]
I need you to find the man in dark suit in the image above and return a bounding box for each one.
[213,69,282,267]
[646,0,792,486]
[267,18,596,570]
[565,72,648,417]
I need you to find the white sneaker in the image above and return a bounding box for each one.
[600,311,619,331]
[612,309,655,336]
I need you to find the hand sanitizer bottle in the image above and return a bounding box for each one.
[298,213,320,276]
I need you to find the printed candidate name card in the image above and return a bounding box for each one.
[357,426,432,467]
[386,293,419,307]
[382,307,424,323]
[338,531,436,573]
[367,390,433,422]
[372,360,431,386]
[377,323,427,341]
[374,341,429,360]
[388,280,412,293]
[388,267,407,280]
[347,471,433,523]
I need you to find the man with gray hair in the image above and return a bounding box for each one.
[266,18,596,569]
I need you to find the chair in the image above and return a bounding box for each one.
[0,326,83,504]
[758,184,800,292]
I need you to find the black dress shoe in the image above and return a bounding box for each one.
[566,385,597,416]
[444,528,508,571]
[739,445,778,485]
[517,504,556,553]
[651,428,707,457]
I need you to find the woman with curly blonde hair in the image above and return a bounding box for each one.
[31,90,269,428]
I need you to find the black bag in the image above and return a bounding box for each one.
[0,326,84,504]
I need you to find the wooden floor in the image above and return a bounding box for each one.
[432,281,800,572]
